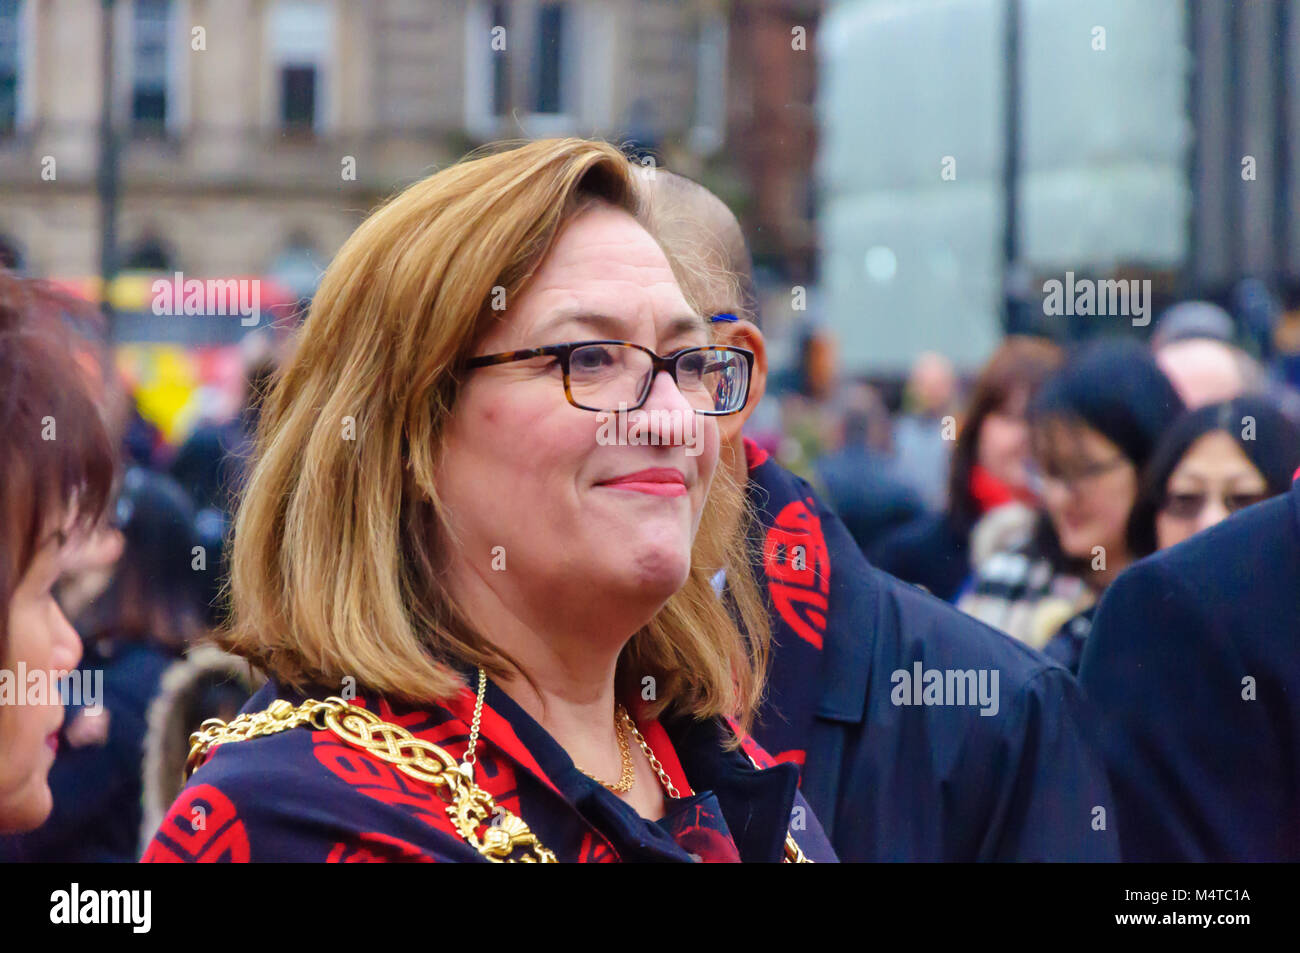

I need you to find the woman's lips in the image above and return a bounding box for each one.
[46,732,59,755]
[596,468,688,497]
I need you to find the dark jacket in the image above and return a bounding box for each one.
[1042,606,1096,676]
[872,511,972,601]
[745,441,1118,861]
[142,671,836,863]
[813,446,925,556]
[1078,481,1300,861]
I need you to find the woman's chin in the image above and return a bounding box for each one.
[0,779,54,834]
[600,545,692,600]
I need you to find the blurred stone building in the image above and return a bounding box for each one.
[723,0,820,285]
[0,0,743,292]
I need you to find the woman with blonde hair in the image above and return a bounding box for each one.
[142,139,834,863]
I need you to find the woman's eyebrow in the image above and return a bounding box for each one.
[665,313,710,338]
[535,311,708,340]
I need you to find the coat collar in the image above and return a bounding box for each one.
[744,445,875,724]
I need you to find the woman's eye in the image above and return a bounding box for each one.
[572,349,615,372]
[1164,494,1203,517]
[1227,493,1267,512]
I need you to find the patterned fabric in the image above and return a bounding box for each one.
[957,541,1093,649]
[745,453,831,768]
[141,667,835,863]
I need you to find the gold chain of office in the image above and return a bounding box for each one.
[185,692,811,863]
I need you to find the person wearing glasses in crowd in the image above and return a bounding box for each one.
[0,275,117,834]
[1045,396,1300,673]
[143,139,835,863]
[957,339,1184,651]
[1080,416,1300,860]
[639,169,1118,861]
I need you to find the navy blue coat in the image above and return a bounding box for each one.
[745,442,1119,860]
[1079,481,1300,861]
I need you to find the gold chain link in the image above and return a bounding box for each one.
[186,695,556,863]
[578,705,636,793]
[622,708,684,799]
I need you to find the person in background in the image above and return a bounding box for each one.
[0,274,116,834]
[101,372,170,473]
[1132,396,1300,556]
[1149,299,1237,352]
[891,351,958,512]
[874,337,1063,601]
[1079,473,1300,860]
[641,168,1117,861]
[138,644,261,852]
[1045,396,1300,674]
[771,326,841,483]
[958,339,1183,648]
[0,467,208,861]
[1155,335,1256,409]
[170,346,278,629]
[814,381,925,555]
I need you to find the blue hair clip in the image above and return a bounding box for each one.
[709,313,738,323]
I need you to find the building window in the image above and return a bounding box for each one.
[533,3,566,115]
[271,1,332,135]
[0,0,21,137]
[468,0,586,136]
[131,0,171,135]
[490,0,508,116]
[280,64,316,129]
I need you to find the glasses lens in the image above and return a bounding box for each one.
[569,344,652,411]
[677,347,748,413]
[1226,493,1267,513]
[1162,493,1206,519]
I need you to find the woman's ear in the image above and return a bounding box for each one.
[715,320,767,444]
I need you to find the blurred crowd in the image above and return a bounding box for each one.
[754,298,1300,673]
[3,269,1300,861]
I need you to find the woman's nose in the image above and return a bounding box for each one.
[52,607,82,675]
[1198,497,1230,533]
[632,370,700,445]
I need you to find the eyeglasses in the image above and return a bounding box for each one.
[1027,455,1130,494]
[463,340,754,415]
[1160,490,1269,520]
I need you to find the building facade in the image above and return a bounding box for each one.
[0,0,733,289]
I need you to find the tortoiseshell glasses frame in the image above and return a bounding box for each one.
[463,340,754,415]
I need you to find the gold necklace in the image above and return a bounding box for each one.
[621,706,684,799]
[462,669,680,799]
[577,705,635,793]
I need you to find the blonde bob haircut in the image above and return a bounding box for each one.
[222,138,772,732]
